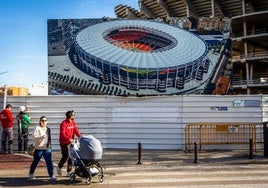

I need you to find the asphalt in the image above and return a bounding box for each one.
[1,149,268,187]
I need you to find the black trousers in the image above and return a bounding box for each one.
[18,129,29,151]
[58,143,72,172]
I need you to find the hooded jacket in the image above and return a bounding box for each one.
[0,109,13,128]
[59,119,81,144]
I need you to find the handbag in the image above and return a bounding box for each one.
[26,144,35,156]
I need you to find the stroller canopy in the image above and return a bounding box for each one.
[79,135,103,160]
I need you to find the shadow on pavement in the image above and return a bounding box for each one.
[0,176,86,187]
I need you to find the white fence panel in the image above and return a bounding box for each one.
[0,94,267,150]
[2,95,183,150]
[263,95,268,122]
[182,95,262,123]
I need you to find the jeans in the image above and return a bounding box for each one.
[29,148,54,177]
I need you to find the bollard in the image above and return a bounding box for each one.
[249,138,253,159]
[137,142,142,164]
[193,142,198,163]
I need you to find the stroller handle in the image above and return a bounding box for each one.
[70,139,80,150]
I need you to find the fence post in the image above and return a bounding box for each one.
[249,138,253,159]
[193,142,198,163]
[137,142,142,164]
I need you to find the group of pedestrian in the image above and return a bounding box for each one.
[0,104,31,154]
[0,104,82,181]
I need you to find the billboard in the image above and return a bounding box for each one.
[48,18,232,96]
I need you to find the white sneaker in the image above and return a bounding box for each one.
[56,166,62,176]
[66,172,71,177]
[50,175,56,181]
[29,173,35,180]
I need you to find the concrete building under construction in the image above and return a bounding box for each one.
[114,0,268,94]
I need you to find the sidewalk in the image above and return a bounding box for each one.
[0,149,268,187]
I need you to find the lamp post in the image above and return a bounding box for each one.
[3,85,7,109]
[0,71,9,109]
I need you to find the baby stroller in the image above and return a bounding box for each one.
[69,135,104,185]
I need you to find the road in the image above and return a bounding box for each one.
[1,149,268,187]
[102,164,268,188]
[1,163,268,187]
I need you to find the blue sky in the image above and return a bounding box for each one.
[0,0,138,88]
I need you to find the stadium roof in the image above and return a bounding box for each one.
[75,19,207,69]
[115,0,268,19]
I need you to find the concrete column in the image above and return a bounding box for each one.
[186,5,190,17]
[242,0,246,15]
[211,0,215,18]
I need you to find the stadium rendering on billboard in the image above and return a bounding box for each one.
[48,18,232,96]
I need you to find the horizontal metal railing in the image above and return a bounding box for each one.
[232,78,268,86]
[232,51,268,62]
[232,28,268,38]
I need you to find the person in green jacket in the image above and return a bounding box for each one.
[16,106,31,153]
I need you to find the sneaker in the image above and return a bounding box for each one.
[8,150,13,154]
[50,175,56,181]
[56,166,62,176]
[29,174,35,180]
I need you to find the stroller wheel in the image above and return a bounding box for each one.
[98,166,104,182]
[86,177,91,185]
[69,172,75,182]
[98,175,103,183]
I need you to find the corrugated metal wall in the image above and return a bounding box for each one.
[263,95,268,122]
[0,95,267,150]
[182,95,262,123]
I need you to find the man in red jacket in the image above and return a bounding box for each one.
[0,104,14,154]
[57,110,81,176]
